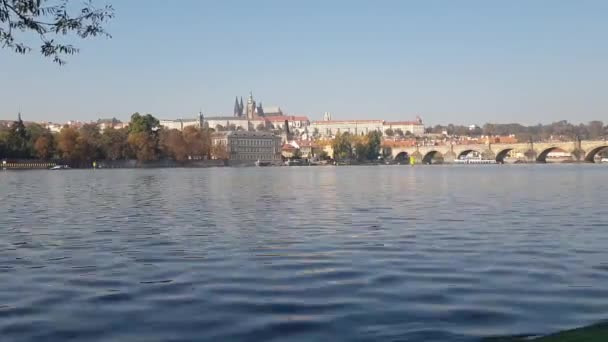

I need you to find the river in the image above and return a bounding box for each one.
[1,165,607,341]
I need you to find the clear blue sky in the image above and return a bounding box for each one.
[1,0,607,125]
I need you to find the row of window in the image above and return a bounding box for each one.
[232,139,277,147]
[235,147,276,153]
[237,154,274,160]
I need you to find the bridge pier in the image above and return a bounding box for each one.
[443,151,457,163]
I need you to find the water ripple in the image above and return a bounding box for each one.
[1,166,607,341]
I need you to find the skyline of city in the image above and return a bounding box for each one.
[1,1,607,125]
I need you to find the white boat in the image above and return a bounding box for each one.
[50,165,71,170]
[255,160,271,167]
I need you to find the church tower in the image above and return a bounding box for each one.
[233,97,240,117]
[246,92,256,119]
[198,111,205,129]
[239,97,244,116]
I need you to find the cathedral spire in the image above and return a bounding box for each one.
[239,97,244,116]
[233,96,240,117]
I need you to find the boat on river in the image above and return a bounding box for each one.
[50,165,71,170]
[454,159,497,164]
[255,160,271,167]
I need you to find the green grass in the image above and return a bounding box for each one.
[484,322,608,341]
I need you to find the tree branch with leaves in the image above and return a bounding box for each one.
[0,0,113,64]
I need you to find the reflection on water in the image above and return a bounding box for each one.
[1,165,607,341]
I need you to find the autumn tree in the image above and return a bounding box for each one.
[211,143,228,160]
[56,126,80,161]
[0,0,114,64]
[159,129,187,161]
[101,127,129,160]
[182,126,207,158]
[128,132,157,161]
[34,132,54,159]
[78,123,103,161]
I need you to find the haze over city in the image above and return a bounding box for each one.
[1,0,607,125]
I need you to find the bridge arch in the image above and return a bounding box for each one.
[422,151,444,164]
[495,148,513,163]
[394,151,410,163]
[537,147,575,163]
[585,145,608,162]
[457,149,482,160]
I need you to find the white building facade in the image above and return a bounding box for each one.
[211,131,282,165]
[312,118,424,138]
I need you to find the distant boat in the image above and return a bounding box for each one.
[454,159,497,165]
[50,165,71,170]
[255,160,271,167]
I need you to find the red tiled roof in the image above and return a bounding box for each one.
[311,120,384,124]
[265,115,309,122]
[384,121,421,125]
[382,140,418,147]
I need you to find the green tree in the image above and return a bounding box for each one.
[293,149,302,159]
[128,113,160,162]
[366,131,382,160]
[0,126,8,157]
[394,128,404,137]
[129,113,159,134]
[382,147,392,160]
[0,0,114,65]
[384,128,394,137]
[354,141,368,162]
[331,132,353,161]
[5,114,29,158]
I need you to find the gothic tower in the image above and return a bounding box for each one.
[246,92,256,119]
[239,97,244,117]
[198,111,205,129]
[233,97,240,117]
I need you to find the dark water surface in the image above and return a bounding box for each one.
[1,165,607,342]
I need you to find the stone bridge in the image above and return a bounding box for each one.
[391,140,608,164]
